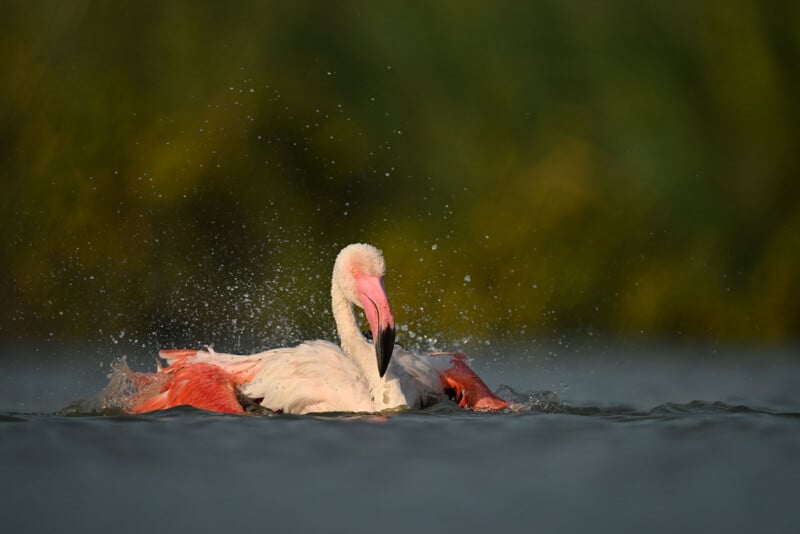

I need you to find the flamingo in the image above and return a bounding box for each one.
[117,243,508,415]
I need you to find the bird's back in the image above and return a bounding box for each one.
[239,340,375,414]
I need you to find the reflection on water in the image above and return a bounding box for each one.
[1,345,799,533]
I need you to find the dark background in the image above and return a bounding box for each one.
[2,1,798,357]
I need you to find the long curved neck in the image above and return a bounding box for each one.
[331,283,380,381]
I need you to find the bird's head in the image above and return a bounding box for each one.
[333,243,396,377]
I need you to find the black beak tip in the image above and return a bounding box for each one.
[376,326,396,378]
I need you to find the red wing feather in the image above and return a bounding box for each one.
[439,359,508,411]
[129,362,244,414]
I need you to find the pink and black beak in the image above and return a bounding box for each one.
[356,274,396,377]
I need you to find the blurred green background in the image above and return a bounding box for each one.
[1,1,798,355]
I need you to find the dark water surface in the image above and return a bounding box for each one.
[2,346,799,533]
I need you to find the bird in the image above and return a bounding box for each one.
[117,243,508,415]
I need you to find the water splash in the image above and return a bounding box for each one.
[95,356,167,413]
[495,385,563,412]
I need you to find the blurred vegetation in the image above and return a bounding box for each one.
[1,1,798,354]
